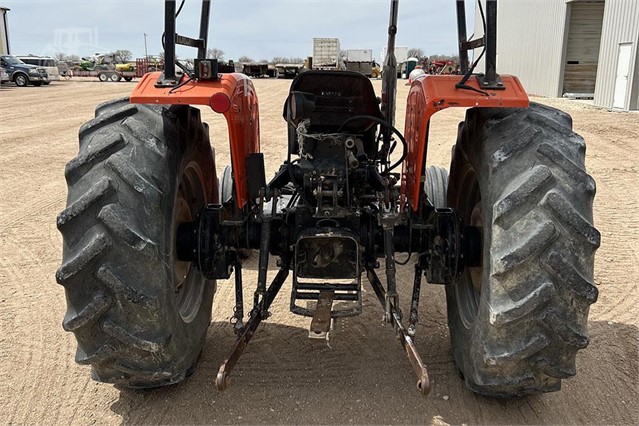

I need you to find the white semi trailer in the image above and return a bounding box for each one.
[381,46,409,77]
[312,38,342,70]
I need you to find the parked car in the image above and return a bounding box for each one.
[0,66,9,84]
[0,55,49,87]
[16,54,60,82]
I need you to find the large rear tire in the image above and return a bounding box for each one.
[56,98,218,388]
[446,102,600,397]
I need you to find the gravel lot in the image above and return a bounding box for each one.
[0,78,637,425]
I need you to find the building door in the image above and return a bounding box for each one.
[562,1,605,96]
[613,43,632,109]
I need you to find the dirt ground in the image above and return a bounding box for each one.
[0,77,637,425]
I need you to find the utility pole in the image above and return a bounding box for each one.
[143,32,148,61]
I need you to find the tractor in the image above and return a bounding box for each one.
[57,0,599,397]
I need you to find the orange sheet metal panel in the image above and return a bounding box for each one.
[131,72,260,209]
[402,74,529,211]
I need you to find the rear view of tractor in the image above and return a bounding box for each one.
[56,0,599,398]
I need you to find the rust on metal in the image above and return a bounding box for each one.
[309,290,335,339]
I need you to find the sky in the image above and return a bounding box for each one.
[3,0,476,61]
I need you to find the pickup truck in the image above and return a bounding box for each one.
[0,55,49,87]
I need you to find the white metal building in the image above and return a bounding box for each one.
[1,6,10,55]
[473,0,638,111]
[594,1,639,110]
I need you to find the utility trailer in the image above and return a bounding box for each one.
[57,0,600,400]
[344,49,374,77]
[70,68,138,82]
[241,63,278,78]
[72,58,159,82]
[276,63,305,79]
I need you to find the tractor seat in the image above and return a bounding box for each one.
[283,70,384,133]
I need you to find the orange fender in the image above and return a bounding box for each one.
[131,72,260,209]
[402,74,529,211]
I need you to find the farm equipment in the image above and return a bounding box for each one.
[72,56,160,82]
[241,62,278,78]
[57,0,599,398]
[430,60,458,75]
[276,62,305,79]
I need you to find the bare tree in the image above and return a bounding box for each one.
[428,54,460,63]
[272,57,304,64]
[207,48,225,60]
[238,56,254,63]
[113,49,133,63]
[157,51,179,62]
[53,52,81,63]
[407,48,425,59]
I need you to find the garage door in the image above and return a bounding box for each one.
[562,1,605,95]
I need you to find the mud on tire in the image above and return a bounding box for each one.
[446,102,600,397]
[56,98,218,388]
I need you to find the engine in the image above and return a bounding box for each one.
[297,123,380,217]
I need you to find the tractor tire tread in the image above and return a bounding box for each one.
[62,292,111,332]
[57,177,115,229]
[78,103,138,139]
[65,133,126,184]
[58,98,215,388]
[447,102,598,397]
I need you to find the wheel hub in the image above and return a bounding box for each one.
[454,165,484,327]
[174,195,192,290]
[173,163,208,323]
[468,202,483,295]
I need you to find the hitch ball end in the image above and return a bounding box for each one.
[417,375,431,396]
[216,366,231,391]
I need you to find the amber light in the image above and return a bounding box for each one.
[210,93,231,113]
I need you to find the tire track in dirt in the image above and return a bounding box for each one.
[0,80,636,425]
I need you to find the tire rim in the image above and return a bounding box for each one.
[16,75,26,86]
[454,164,483,328]
[173,162,207,323]
[221,166,233,204]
